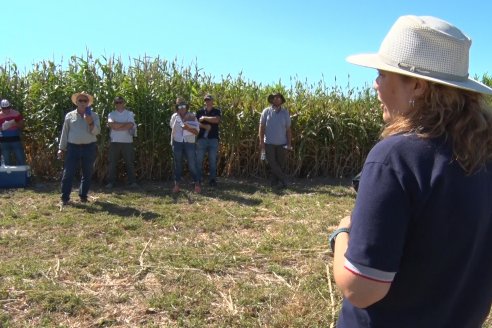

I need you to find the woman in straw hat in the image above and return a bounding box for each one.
[57,91,101,205]
[329,16,492,327]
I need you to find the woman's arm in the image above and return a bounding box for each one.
[333,216,392,308]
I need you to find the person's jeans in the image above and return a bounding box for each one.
[196,138,219,182]
[61,142,97,201]
[172,140,198,183]
[265,143,288,186]
[1,141,26,165]
[108,142,136,184]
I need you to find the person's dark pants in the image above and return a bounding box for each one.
[61,142,97,202]
[196,138,219,183]
[265,143,288,186]
[0,141,26,165]
[108,142,136,184]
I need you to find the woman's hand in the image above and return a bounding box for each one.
[337,215,352,230]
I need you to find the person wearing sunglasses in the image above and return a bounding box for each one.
[105,96,138,189]
[57,91,100,205]
[169,98,200,193]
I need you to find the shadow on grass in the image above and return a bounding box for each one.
[195,179,264,206]
[27,176,355,208]
[85,200,160,221]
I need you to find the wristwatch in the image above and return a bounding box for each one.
[329,227,350,253]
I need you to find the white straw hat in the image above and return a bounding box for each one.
[347,15,492,95]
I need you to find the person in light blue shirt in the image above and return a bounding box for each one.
[258,92,292,188]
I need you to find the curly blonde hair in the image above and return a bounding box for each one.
[382,81,492,174]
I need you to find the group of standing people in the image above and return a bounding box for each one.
[169,94,221,193]
[168,91,293,194]
[56,89,294,203]
[57,92,225,203]
[57,92,150,204]
[1,89,294,203]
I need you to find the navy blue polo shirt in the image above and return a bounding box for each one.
[196,107,221,140]
[337,133,492,328]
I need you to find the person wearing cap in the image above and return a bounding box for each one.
[169,98,201,193]
[196,94,221,187]
[330,16,492,327]
[258,92,292,189]
[105,96,138,189]
[57,92,101,205]
[0,99,26,165]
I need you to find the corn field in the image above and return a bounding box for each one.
[1,54,490,182]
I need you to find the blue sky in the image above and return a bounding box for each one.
[2,0,491,90]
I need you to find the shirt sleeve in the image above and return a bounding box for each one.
[346,153,412,274]
[59,114,70,151]
[260,108,267,125]
[15,112,24,122]
[285,109,291,128]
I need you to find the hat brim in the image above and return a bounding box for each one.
[347,53,492,95]
[71,92,94,106]
[268,94,286,104]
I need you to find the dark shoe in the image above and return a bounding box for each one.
[79,196,88,203]
[60,199,70,206]
[209,179,217,187]
[128,182,139,188]
[105,183,114,189]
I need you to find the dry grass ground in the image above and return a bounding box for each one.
[0,178,490,327]
[0,178,353,327]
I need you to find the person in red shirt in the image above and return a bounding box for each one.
[0,99,26,165]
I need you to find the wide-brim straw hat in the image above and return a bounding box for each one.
[71,92,94,106]
[347,15,492,95]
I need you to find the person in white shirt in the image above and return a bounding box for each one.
[169,99,200,193]
[106,96,137,188]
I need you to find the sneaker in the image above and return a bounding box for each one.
[60,199,70,206]
[129,182,139,188]
[172,184,180,193]
[79,196,88,203]
[194,183,201,193]
[105,183,114,189]
[209,179,217,187]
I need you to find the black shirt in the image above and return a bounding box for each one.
[196,107,221,140]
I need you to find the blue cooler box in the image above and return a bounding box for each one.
[0,165,31,188]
